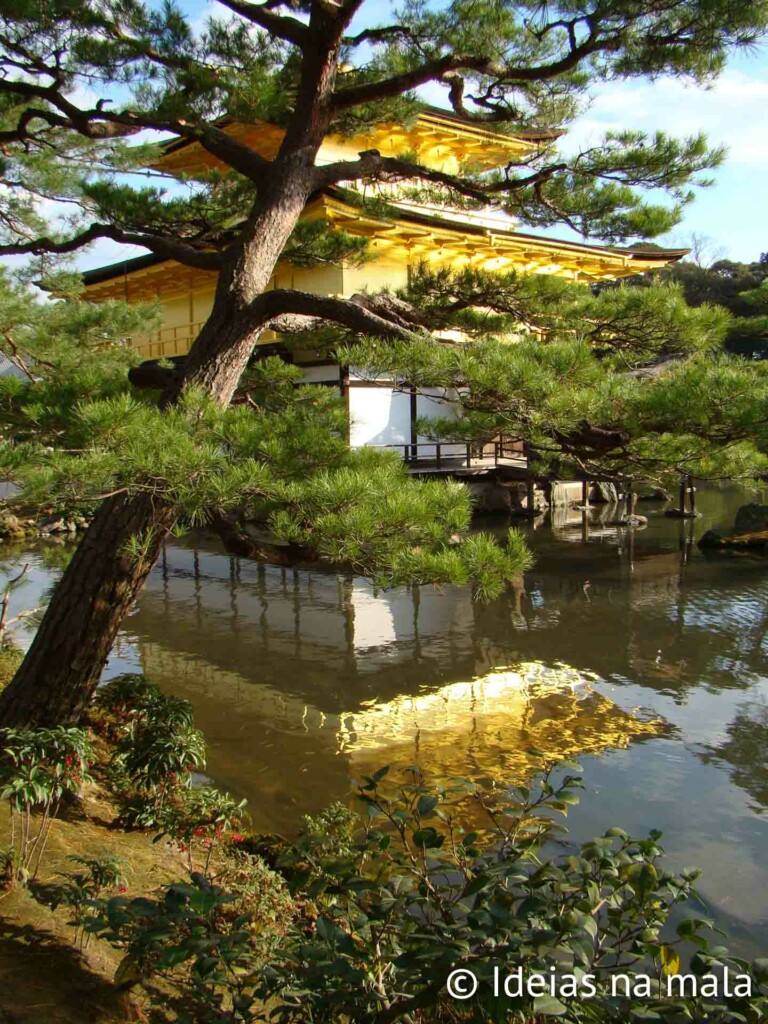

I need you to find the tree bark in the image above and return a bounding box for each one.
[0,493,177,727]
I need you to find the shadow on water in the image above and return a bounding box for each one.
[3,482,768,954]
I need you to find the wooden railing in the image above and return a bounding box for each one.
[370,438,525,467]
[130,321,205,359]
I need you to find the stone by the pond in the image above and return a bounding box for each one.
[637,486,671,501]
[664,507,700,519]
[610,514,648,527]
[39,515,66,534]
[0,512,24,537]
[699,527,768,551]
[734,503,768,534]
[698,528,726,549]
[590,482,619,504]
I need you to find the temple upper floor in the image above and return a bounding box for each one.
[154,107,561,179]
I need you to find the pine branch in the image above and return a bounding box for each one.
[0,82,269,182]
[330,34,604,111]
[0,224,222,270]
[314,151,490,198]
[217,0,309,47]
[251,288,424,338]
[315,149,566,198]
[343,24,418,46]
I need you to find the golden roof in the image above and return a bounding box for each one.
[341,661,665,785]
[82,192,687,309]
[155,108,559,178]
[137,646,666,810]
[316,194,687,280]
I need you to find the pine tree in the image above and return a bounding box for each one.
[650,257,768,358]
[1,0,768,726]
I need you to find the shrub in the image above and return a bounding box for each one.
[92,676,207,828]
[36,851,128,948]
[157,786,249,874]
[215,849,296,945]
[78,765,768,1023]
[258,765,768,1023]
[90,673,161,739]
[0,726,93,883]
[98,874,279,1024]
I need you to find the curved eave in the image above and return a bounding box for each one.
[153,110,555,178]
[81,195,688,300]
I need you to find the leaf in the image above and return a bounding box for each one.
[661,944,681,977]
[605,826,629,840]
[315,916,337,941]
[412,827,444,849]
[114,956,142,990]
[158,946,193,969]
[557,791,580,806]
[626,861,658,899]
[416,795,438,817]
[532,994,568,1016]
[188,889,223,915]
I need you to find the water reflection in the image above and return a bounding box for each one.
[342,665,665,787]
[702,700,768,814]
[3,483,768,953]
[129,550,666,826]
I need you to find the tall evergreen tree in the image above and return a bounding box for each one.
[656,257,768,357]
[1,0,768,726]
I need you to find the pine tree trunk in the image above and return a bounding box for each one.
[0,8,345,728]
[0,493,177,727]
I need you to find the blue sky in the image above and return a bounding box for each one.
[75,1,768,271]
[563,49,768,262]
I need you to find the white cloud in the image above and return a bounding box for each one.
[566,69,768,167]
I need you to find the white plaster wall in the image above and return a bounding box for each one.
[348,384,411,450]
[299,365,340,384]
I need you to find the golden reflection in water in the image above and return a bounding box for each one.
[339,661,666,786]
[140,644,666,823]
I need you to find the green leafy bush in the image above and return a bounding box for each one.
[91,673,161,728]
[93,675,206,828]
[74,764,768,1023]
[156,786,249,874]
[36,851,128,948]
[0,726,93,883]
[98,871,294,1024]
[258,765,768,1023]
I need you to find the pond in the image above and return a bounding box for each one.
[2,482,768,956]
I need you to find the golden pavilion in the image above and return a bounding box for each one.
[83,109,687,457]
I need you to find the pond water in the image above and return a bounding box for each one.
[3,483,768,956]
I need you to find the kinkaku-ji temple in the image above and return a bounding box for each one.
[83,108,687,471]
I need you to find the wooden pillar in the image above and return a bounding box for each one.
[524,442,535,513]
[409,386,418,462]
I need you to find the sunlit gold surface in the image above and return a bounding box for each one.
[339,661,664,784]
[136,641,665,823]
[152,111,550,178]
[83,192,687,359]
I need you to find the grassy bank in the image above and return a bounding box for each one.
[0,779,184,1023]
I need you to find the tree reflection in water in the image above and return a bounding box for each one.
[702,700,768,814]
